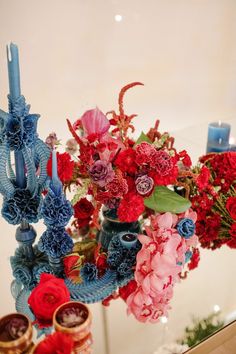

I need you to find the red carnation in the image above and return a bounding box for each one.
[150,150,173,176]
[47,152,75,183]
[226,197,236,220]
[114,148,137,175]
[135,142,156,165]
[196,166,210,190]
[118,192,145,222]
[73,198,94,227]
[34,332,74,354]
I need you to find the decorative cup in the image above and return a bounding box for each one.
[53,301,92,354]
[0,313,33,354]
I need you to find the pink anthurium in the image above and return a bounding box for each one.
[81,107,110,137]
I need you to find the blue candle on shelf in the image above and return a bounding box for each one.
[206,121,231,153]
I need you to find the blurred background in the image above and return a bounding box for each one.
[0,1,236,353]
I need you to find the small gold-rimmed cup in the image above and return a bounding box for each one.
[53,301,92,353]
[0,313,33,354]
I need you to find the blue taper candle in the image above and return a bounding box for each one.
[7,43,21,101]
[52,149,62,194]
[7,43,26,188]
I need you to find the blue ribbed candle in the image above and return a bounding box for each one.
[7,43,21,101]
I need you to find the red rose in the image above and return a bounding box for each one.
[229,223,236,238]
[226,197,236,220]
[28,274,70,327]
[34,332,74,354]
[73,198,94,220]
[47,152,75,183]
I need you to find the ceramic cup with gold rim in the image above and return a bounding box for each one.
[0,313,33,354]
[53,301,92,353]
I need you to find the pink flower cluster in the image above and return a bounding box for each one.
[126,210,198,323]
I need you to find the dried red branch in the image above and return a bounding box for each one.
[146,120,160,142]
[118,82,144,120]
[66,119,84,148]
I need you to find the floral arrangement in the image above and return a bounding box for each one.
[187,151,236,250]
[31,82,200,325]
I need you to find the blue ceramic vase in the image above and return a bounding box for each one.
[97,207,140,250]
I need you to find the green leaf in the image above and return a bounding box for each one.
[144,186,191,213]
[134,131,152,146]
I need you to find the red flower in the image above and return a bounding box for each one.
[47,152,75,183]
[114,148,137,175]
[150,150,173,176]
[73,198,94,227]
[118,192,145,222]
[196,166,210,190]
[226,197,236,220]
[63,254,84,280]
[226,151,236,169]
[135,142,156,165]
[188,248,200,271]
[34,332,74,354]
[229,223,236,238]
[106,176,128,198]
[119,280,137,301]
[227,223,236,248]
[28,274,70,327]
[94,244,108,276]
[179,150,192,167]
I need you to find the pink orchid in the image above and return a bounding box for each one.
[126,209,199,323]
[127,287,171,323]
[81,107,110,138]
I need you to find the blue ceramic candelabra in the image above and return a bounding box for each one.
[0,44,50,261]
[0,44,143,336]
